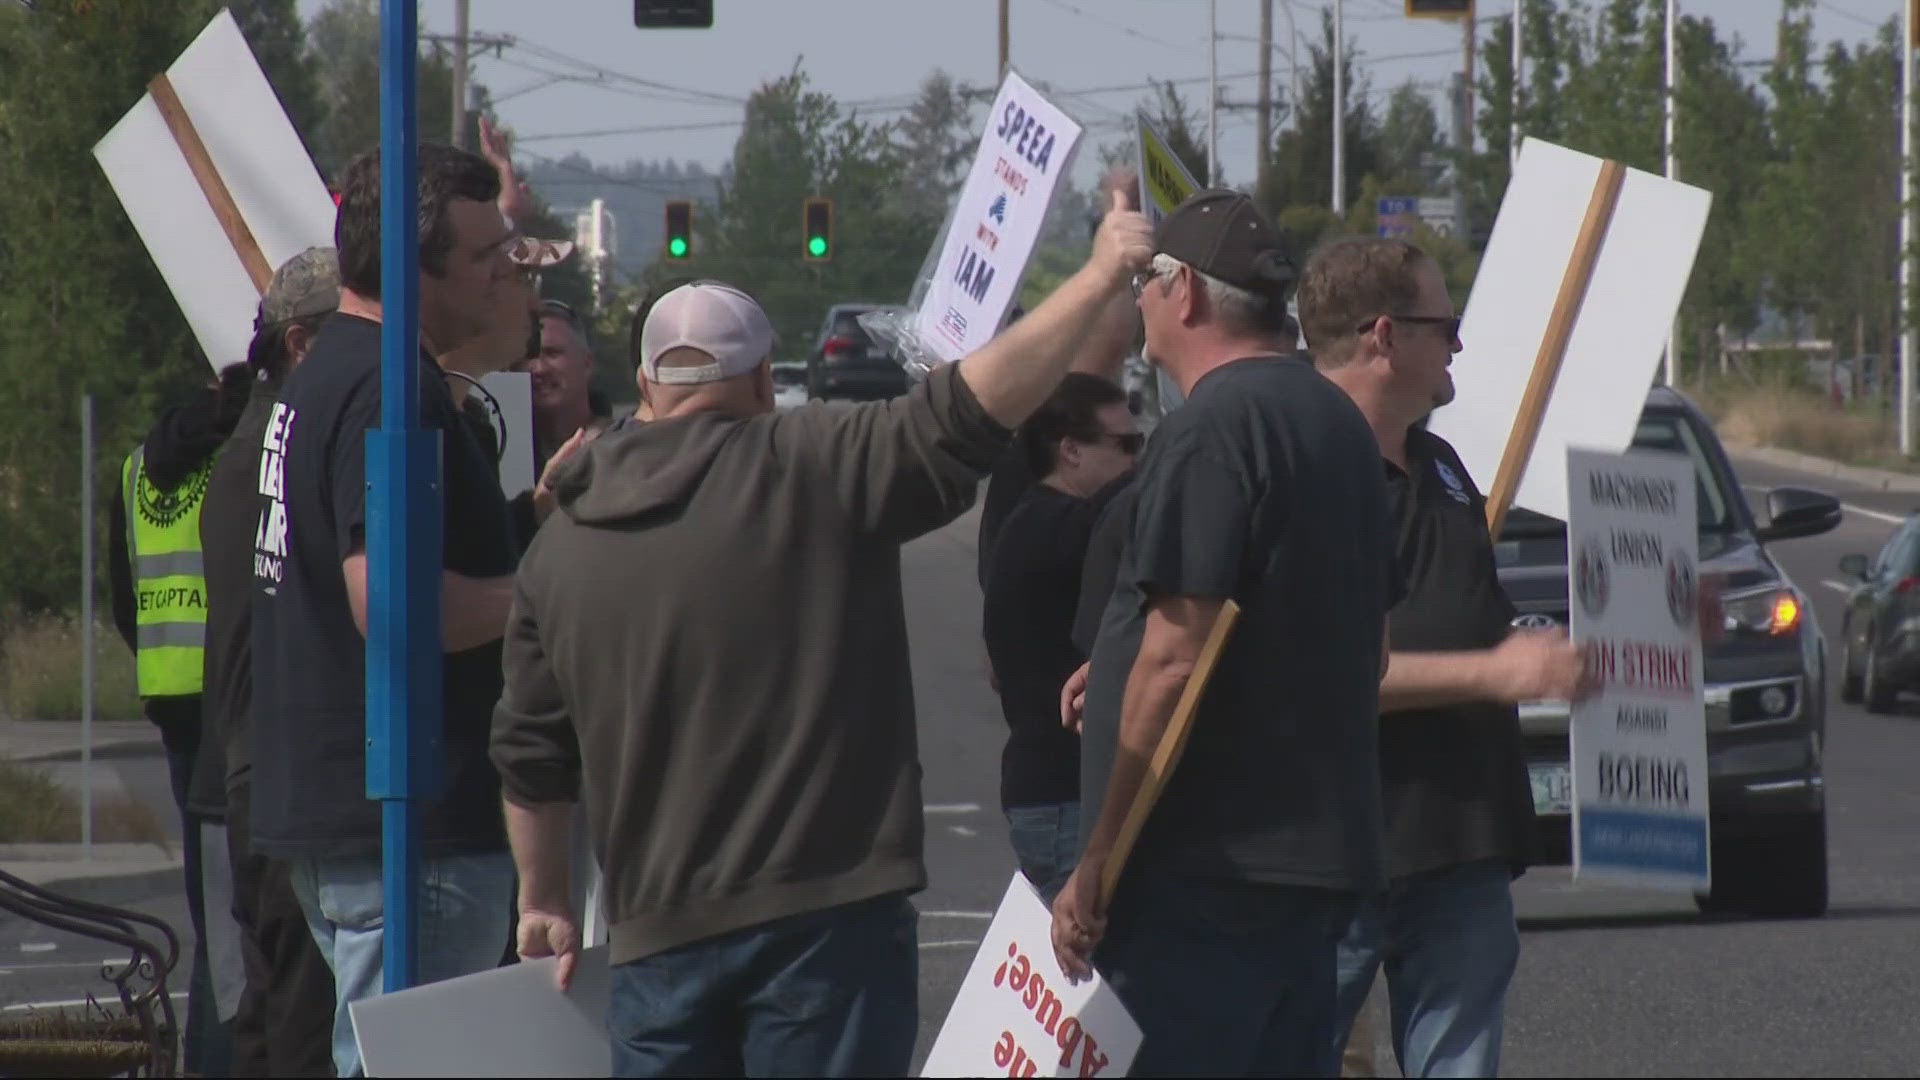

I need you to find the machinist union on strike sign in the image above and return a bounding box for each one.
[1566,447,1711,891]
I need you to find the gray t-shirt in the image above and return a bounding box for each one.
[1079,355,1400,893]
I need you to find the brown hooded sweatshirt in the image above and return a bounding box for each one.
[490,362,1010,964]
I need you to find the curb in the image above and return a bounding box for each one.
[1731,445,1920,495]
[17,865,183,908]
[15,739,166,765]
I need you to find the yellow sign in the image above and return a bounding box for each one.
[1136,112,1201,225]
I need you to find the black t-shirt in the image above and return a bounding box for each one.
[249,313,516,858]
[983,482,1123,809]
[1379,429,1535,878]
[1073,480,1137,657]
[977,445,1038,590]
[1080,356,1400,893]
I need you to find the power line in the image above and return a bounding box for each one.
[1033,0,1203,54]
[507,36,745,105]
[1816,0,1884,30]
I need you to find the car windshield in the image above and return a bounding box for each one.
[828,310,873,340]
[1496,409,1739,562]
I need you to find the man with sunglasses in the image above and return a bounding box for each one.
[1054,190,1402,1077]
[982,373,1140,903]
[1301,237,1584,1078]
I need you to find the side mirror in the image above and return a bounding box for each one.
[1838,553,1870,581]
[1756,486,1842,543]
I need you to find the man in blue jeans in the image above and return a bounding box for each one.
[983,373,1138,902]
[1302,237,1586,1076]
[249,143,536,1076]
[493,199,1154,1077]
[1055,192,1401,1077]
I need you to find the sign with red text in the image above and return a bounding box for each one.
[922,875,1139,1078]
[1566,447,1710,891]
[912,72,1083,363]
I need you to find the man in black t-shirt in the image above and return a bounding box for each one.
[250,144,521,1078]
[1302,237,1584,1078]
[1053,191,1400,1078]
[982,374,1138,901]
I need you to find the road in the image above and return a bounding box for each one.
[6,451,1918,1074]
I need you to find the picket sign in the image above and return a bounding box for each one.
[1134,111,1201,227]
[911,72,1084,364]
[923,601,1240,1078]
[93,10,337,371]
[1428,136,1712,529]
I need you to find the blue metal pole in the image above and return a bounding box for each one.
[370,0,444,995]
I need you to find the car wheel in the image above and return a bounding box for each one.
[1839,634,1864,704]
[1695,812,1829,919]
[1863,640,1897,714]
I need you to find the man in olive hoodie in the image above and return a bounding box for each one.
[491,194,1152,1077]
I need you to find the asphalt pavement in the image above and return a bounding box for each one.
[8,451,1920,1074]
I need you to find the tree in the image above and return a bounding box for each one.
[1144,80,1210,185]
[304,0,459,179]
[893,69,975,223]
[1260,8,1381,216]
[1375,81,1448,194]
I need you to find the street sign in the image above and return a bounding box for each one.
[633,0,713,28]
[1566,447,1710,892]
[1377,195,1419,239]
[1406,0,1474,17]
[1136,111,1202,225]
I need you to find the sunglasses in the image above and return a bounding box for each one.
[1079,431,1145,455]
[1357,313,1462,340]
[1129,266,1173,299]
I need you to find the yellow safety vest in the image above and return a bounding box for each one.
[121,446,210,698]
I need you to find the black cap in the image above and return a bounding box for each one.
[1154,189,1298,301]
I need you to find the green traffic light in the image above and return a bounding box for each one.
[808,236,828,258]
[668,236,689,258]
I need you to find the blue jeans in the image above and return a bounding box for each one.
[1095,871,1356,1077]
[608,892,918,1078]
[287,850,515,1077]
[1006,801,1080,903]
[167,749,231,1078]
[1333,859,1519,1078]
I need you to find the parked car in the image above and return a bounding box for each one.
[1497,386,1842,917]
[1835,517,1920,713]
[806,303,909,402]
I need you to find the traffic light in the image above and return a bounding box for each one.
[634,0,713,28]
[1405,0,1473,17]
[664,200,692,260]
[803,197,833,262]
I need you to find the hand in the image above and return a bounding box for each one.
[480,115,533,225]
[531,426,592,524]
[1060,661,1091,733]
[1486,628,1588,704]
[1096,165,1140,213]
[516,907,581,991]
[1088,188,1153,290]
[1049,861,1106,982]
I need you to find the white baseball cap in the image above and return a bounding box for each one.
[639,281,775,385]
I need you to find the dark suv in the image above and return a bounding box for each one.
[1497,387,1841,916]
[806,303,909,402]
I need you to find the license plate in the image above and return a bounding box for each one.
[1529,763,1572,815]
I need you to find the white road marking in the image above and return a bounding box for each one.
[923,802,981,814]
[947,825,978,837]
[921,911,995,920]
[3,991,186,1012]
[918,940,981,949]
[1822,580,1854,595]
[0,960,121,974]
[18,943,55,954]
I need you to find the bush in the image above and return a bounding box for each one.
[0,757,171,849]
[0,614,143,722]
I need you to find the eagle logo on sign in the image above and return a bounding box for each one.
[989,194,1008,225]
[1665,549,1698,629]
[1574,538,1610,620]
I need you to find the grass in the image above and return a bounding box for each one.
[0,758,171,851]
[1695,382,1910,471]
[0,614,142,723]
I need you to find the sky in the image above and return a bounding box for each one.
[293,0,1900,194]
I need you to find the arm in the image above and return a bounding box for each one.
[1378,629,1584,713]
[1052,595,1222,979]
[958,190,1151,428]
[340,551,513,652]
[489,575,583,988]
[107,482,137,654]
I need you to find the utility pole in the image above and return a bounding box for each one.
[1663,0,1678,386]
[1258,0,1273,196]
[1332,0,1344,213]
[999,0,1010,79]
[1209,0,1219,185]
[1902,0,1915,455]
[1511,0,1522,169]
[451,0,469,148]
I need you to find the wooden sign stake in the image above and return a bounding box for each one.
[1098,599,1242,906]
[1483,158,1628,538]
[147,73,272,295]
